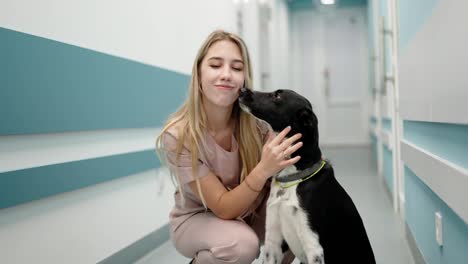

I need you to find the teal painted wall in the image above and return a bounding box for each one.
[398,0,439,51]
[1,27,189,135]
[368,0,468,260]
[1,28,189,208]
[403,121,468,262]
[405,166,468,264]
[382,117,392,132]
[404,121,468,170]
[0,150,159,209]
[398,0,468,261]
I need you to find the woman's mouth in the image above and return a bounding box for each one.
[215,85,235,90]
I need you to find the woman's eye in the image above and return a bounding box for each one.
[210,65,221,68]
[232,67,243,71]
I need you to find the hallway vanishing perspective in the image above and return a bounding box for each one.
[1,0,467,263]
[136,146,415,264]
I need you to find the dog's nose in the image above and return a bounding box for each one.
[239,87,253,99]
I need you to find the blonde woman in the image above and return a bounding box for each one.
[156,30,302,264]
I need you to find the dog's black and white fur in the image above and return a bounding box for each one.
[238,88,375,264]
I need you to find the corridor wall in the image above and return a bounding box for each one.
[398,0,468,263]
[368,0,392,194]
[0,0,238,263]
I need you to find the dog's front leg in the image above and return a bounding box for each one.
[295,214,324,264]
[263,191,285,264]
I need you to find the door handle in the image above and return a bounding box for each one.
[323,67,330,97]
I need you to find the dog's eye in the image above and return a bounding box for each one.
[273,90,283,100]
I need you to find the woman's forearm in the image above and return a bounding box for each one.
[216,165,270,220]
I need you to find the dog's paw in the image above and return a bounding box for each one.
[310,252,324,264]
[262,245,283,264]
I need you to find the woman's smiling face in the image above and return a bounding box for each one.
[199,40,245,109]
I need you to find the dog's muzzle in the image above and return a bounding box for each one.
[239,87,253,102]
[238,87,254,113]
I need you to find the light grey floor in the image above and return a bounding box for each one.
[136,146,414,264]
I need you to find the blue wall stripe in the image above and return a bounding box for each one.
[98,224,170,264]
[398,0,439,51]
[378,0,387,19]
[0,150,159,209]
[0,27,189,135]
[382,117,392,132]
[404,121,468,170]
[405,166,468,264]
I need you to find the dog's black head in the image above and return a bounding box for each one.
[238,88,321,168]
[238,88,317,134]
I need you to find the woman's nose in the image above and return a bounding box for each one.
[220,65,232,80]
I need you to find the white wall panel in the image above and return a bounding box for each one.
[399,0,468,124]
[0,0,237,74]
[269,0,290,92]
[381,130,392,150]
[401,140,468,223]
[0,128,161,173]
[0,1,239,261]
[0,167,174,264]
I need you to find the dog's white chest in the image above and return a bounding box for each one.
[268,183,307,261]
[265,167,323,263]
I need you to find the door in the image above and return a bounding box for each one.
[258,2,272,91]
[295,7,369,146]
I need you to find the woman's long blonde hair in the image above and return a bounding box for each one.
[155,30,263,208]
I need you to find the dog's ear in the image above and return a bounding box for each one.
[295,108,316,128]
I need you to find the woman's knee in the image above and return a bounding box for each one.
[203,227,260,264]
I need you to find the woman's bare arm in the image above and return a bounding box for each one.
[188,166,268,220]
[189,127,302,220]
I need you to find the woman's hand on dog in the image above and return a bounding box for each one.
[257,126,303,179]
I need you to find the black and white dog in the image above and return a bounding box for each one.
[238,88,375,264]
